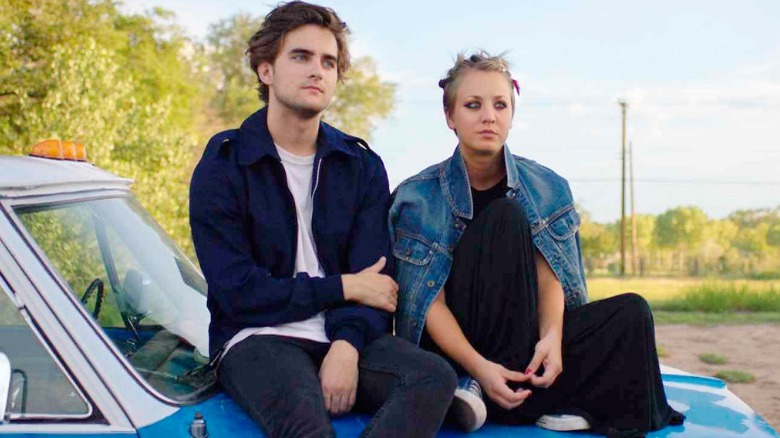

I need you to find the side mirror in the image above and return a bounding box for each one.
[0,352,9,423]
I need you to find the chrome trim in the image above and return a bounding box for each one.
[0,352,9,423]
[0,423,136,434]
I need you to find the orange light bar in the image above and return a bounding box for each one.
[29,139,88,162]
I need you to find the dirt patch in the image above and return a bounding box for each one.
[655,324,780,431]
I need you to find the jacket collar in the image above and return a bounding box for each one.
[442,144,521,219]
[235,107,359,166]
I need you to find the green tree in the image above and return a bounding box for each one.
[655,206,708,251]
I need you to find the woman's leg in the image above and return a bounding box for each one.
[493,293,683,432]
[443,197,538,378]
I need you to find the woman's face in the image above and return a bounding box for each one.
[446,69,513,156]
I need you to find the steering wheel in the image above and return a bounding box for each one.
[80,278,104,319]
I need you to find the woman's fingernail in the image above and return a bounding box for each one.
[525,368,532,375]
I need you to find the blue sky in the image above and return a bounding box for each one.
[125,0,780,222]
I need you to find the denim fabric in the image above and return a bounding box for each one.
[218,334,457,438]
[389,145,588,344]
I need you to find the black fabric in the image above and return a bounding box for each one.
[470,176,508,222]
[425,198,684,434]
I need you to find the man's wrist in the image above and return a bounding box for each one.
[331,339,359,359]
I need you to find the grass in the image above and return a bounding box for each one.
[588,277,780,324]
[699,353,727,365]
[653,282,780,312]
[714,370,755,384]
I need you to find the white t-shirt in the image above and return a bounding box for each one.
[222,144,329,356]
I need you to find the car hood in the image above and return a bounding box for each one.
[138,367,778,437]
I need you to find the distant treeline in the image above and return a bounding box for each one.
[0,0,395,256]
[579,206,780,277]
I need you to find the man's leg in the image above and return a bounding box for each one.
[354,334,457,438]
[218,335,333,438]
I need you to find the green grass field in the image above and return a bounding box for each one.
[588,277,780,324]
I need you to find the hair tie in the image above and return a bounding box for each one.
[511,79,521,95]
[438,78,450,89]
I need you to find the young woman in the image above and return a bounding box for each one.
[389,52,684,436]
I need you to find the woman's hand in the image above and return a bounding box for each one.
[472,358,532,410]
[525,332,563,388]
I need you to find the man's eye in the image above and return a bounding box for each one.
[323,59,336,68]
[292,53,307,61]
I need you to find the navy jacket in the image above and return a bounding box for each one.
[190,108,392,357]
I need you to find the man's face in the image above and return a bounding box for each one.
[258,24,339,118]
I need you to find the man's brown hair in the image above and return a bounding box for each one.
[247,1,351,103]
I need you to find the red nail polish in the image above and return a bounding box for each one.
[525,368,532,375]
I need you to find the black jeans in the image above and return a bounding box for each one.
[219,333,457,438]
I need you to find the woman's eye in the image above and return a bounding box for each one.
[495,101,508,109]
[465,101,480,109]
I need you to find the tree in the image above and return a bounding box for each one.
[655,206,708,251]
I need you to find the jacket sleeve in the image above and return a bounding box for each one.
[190,137,344,329]
[325,155,393,352]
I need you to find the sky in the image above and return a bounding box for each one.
[124,0,780,223]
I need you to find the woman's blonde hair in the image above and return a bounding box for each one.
[439,51,518,114]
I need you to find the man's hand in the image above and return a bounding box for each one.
[525,332,563,388]
[472,358,532,410]
[342,257,398,312]
[319,340,359,417]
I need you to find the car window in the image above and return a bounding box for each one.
[15,197,214,401]
[0,278,90,418]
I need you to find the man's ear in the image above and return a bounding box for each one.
[257,61,274,87]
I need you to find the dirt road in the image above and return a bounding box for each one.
[655,324,780,431]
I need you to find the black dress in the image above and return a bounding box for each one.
[421,178,684,436]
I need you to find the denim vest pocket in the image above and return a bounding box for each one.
[392,232,435,266]
[547,207,581,240]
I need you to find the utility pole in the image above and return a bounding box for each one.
[630,141,638,276]
[619,100,628,276]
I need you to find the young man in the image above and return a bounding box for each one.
[189,2,456,437]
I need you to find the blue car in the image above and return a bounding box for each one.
[0,142,777,437]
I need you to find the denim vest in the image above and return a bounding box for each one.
[389,145,588,345]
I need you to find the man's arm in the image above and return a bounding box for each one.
[324,154,394,352]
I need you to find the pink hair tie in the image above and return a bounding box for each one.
[511,79,521,95]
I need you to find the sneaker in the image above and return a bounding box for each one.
[449,376,487,432]
[535,414,591,431]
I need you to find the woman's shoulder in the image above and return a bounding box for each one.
[394,161,443,194]
[509,154,572,194]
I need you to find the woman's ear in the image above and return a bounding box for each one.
[445,108,456,131]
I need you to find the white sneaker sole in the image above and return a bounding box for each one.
[535,414,591,431]
[450,388,487,432]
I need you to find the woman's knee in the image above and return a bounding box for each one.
[612,292,653,323]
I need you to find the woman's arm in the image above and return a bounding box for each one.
[526,251,565,388]
[425,291,532,409]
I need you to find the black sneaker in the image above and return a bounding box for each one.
[449,376,487,432]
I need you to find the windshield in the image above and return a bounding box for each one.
[15,197,214,401]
